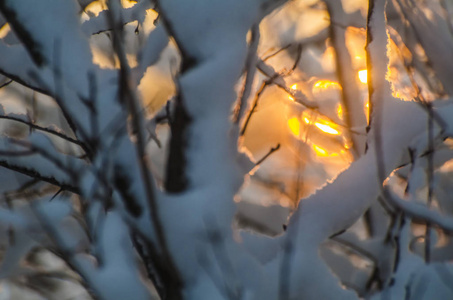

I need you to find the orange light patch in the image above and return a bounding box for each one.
[337,104,343,120]
[314,122,339,135]
[122,0,138,8]
[313,145,327,156]
[288,117,300,137]
[312,145,339,157]
[0,23,10,39]
[358,69,367,84]
[313,80,342,90]
[365,101,370,122]
[288,84,298,101]
[313,145,329,156]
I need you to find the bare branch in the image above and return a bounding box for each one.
[233,23,260,124]
[0,114,83,147]
[255,143,281,166]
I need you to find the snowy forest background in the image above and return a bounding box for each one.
[0,0,453,299]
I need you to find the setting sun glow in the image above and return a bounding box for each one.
[314,122,339,135]
[289,111,342,158]
[313,80,342,90]
[313,145,328,156]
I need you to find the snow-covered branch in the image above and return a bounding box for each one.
[81,0,153,36]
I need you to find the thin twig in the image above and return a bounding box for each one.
[255,143,281,165]
[50,39,92,149]
[262,44,292,62]
[0,79,12,89]
[233,23,260,124]
[256,60,316,109]
[290,44,302,73]
[240,79,270,136]
[0,159,79,194]
[0,115,83,146]
[424,103,434,263]
[0,149,35,156]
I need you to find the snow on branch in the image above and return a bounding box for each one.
[394,0,453,96]
[0,137,80,194]
[325,0,367,157]
[81,0,153,36]
[0,0,94,96]
[386,185,453,233]
[273,0,453,298]
[73,210,152,300]
[0,111,84,148]
[0,40,52,94]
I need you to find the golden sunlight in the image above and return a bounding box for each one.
[288,84,297,101]
[313,80,342,90]
[83,0,137,18]
[0,23,10,39]
[314,122,339,135]
[358,69,367,84]
[337,104,343,120]
[122,0,137,8]
[313,144,340,157]
[300,110,340,135]
[313,145,328,156]
[288,117,300,137]
[84,1,104,17]
[365,101,370,122]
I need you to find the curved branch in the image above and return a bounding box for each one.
[386,186,453,233]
